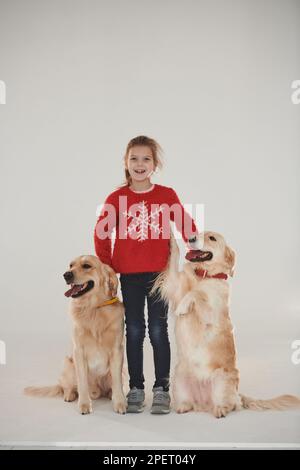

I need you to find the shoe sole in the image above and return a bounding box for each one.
[150,408,171,415]
[126,404,145,413]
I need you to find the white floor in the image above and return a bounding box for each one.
[0,331,299,450]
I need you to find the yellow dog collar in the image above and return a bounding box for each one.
[97,296,120,308]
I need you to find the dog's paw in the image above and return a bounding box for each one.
[112,397,127,414]
[213,405,230,418]
[175,402,192,414]
[175,295,195,316]
[175,303,190,316]
[175,307,186,316]
[64,390,77,402]
[78,400,92,415]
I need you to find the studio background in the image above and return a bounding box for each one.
[0,0,299,448]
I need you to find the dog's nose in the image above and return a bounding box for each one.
[63,271,74,283]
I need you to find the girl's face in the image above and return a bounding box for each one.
[126,145,155,182]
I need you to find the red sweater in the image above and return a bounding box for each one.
[94,184,199,274]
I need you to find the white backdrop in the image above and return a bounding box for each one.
[0,0,299,446]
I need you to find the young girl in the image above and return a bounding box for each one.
[94,135,199,414]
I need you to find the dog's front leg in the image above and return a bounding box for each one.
[74,346,92,415]
[109,345,126,414]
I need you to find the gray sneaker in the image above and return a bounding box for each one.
[126,387,145,413]
[151,387,171,414]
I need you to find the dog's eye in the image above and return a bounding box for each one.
[82,264,91,269]
[209,236,217,242]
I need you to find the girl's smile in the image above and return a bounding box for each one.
[126,145,155,183]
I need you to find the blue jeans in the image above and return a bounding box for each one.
[120,272,170,391]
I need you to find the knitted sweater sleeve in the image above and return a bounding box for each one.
[94,192,118,268]
[169,189,200,243]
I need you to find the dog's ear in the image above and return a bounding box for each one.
[102,264,118,297]
[225,246,236,277]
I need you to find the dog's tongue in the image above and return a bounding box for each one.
[185,250,202,261]
[64,284,82,297]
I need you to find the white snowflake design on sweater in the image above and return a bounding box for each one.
[122,200,164,242]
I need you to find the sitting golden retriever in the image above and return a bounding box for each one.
[24,255,126,415]
[152,231,300,418]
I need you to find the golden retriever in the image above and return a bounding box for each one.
[24,255,126,415]
[152,231,300,418]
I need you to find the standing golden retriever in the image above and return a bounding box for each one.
[152,232,300,418]
[25,255,126,415]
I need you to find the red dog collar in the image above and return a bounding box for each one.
[194,269,228,280]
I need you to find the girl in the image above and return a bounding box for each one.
[94,135,199,414]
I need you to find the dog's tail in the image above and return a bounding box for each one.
[24,385,63,398]
[149,228,180,304]
[240,393,300,411]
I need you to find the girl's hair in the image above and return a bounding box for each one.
[120,135,163,187]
